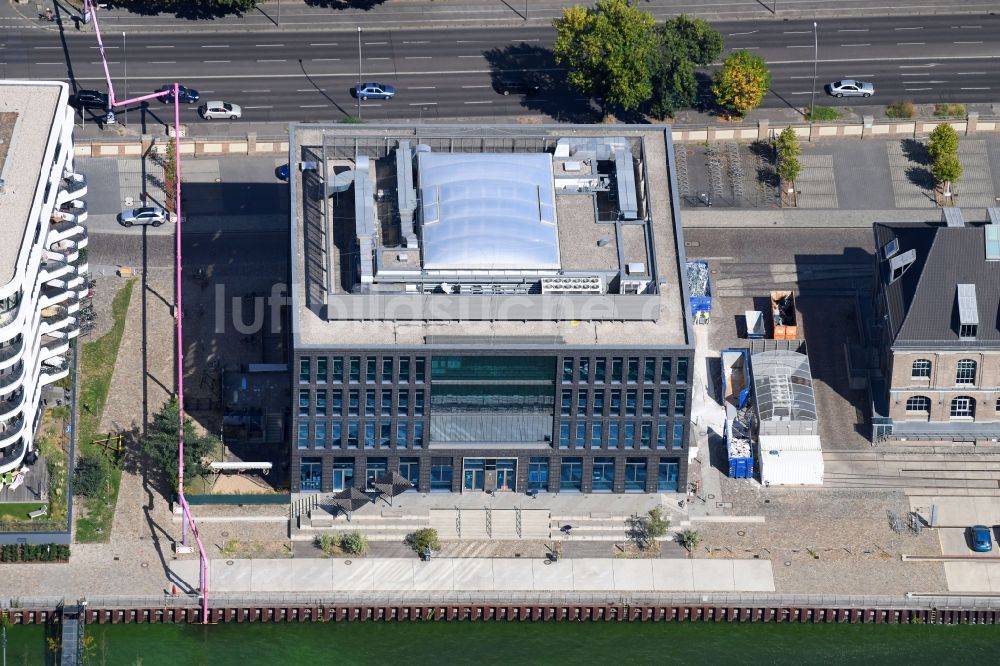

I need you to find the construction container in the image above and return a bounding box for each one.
[686,261,712,323]
[721,349,754,479]
[745,310,765,339]
[770,290,798,340]
[758,435,824,486]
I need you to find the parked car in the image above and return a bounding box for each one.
[969,525,993,552]
[352,82,395,101]
[199,101,242,120]
[72,89,109,110]
[825,79,874,98]
[118,207,168,227]
[492,77,541,96]
[156,84,200,104]
[276,163,290,181]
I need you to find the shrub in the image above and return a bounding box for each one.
[679,529,702,552]
[933,103,966,118]
[406,528,440,555]
[0,543,70,563]
[314,534,337,555]
[804,105,840,122]
[644,507,671,540]
[339,531,369,556]
[885,100,916,119]
[73,455,108,497]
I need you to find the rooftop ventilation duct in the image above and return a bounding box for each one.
[354,154,377,284]
[555,137,638,220]
[396,141,419,248]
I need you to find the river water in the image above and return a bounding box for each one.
[6,620,1000,664]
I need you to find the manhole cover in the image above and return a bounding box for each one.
[345,560,352,566]
[226,560,234,566]
[140,562,149,569]
[221,532,229,537]
[737,530,746,537]
[784,561,791,567]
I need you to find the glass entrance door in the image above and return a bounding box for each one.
[463,458,485,491]
[495,459,516,492]
[300,458,322,492]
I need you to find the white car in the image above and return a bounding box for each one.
[118,206,168,227]
[199,101,242,120]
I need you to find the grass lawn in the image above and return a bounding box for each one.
[75,279,135,543]
[0,502,47,520]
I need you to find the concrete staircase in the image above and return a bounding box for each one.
[823,449,1000,497]
[429,508,551,540]
[549,513,635,541]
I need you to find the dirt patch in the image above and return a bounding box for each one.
[211,474,274,495]
[0,112,16,174]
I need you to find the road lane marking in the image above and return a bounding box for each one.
[961,87,990,90]
[840,43,871,47]
[786,45,812,48]
[311,58,340,62]
[257,59,287,62]
[957,72,986,75]
[365,41,387,45]
[145,45,172,49]
[727,30,758,36]
[204,60,230,63]
[901,73,930,76]
[405,56,432,59]
[149,61,176,64]
[201,45,229,48]
[783,30,810,34]
[904,87,932,91]
[838,28,869,32]
[241,89,271,93]
[895,26,923,30]
[408,86,436,89]
[897,42,925,46]
[296,88,322,92]
[35,62,62,65]
[243,106,273,109]
[310,43,338,46]
[33,46,61,49]
[458,55,481,58]
[954,41,983,44]
[255,44,285,47]
[299,104,327,108]
[789,91,812,95]
[464,101,492,104]
[403,41,430,45]
[955,25,982,29]
[462,85,490,88]
[408,102,437,105]
[367,57,390,60]
[899,64,936,68]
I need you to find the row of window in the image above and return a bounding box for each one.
[298,389,425,417]
[299,356,427,385]
[297,420,425,449]
[910,358,978,385]
[558,420,685,450]
[561,388,686,417]
[562,357,688,385]
[905,395,990,419]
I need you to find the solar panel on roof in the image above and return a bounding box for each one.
[986,225,1000,260]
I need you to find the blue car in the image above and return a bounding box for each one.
[970,525,993,552]
[157,84,200,104]
[276,164,290,181]
[352,82,395,101]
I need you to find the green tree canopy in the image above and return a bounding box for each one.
[712,50,772,118]
[931,152,963,196]
[553,0,658,114]
[142,399,218,493]
[648,15,724,119]
[775,126,801,184]
[927,123,960,162]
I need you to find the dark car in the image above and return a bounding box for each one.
[352,83,396,101]
[276,163,290,181]
[72,89,109,110]
[970,525,993,552]
[493,77,541,97]
[157,84,200,104]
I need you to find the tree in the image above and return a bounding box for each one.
[648,15,724,119]
[927,123,959,162]
[712,50,772,118]
[163,139,177,214]
[775,127,802,186]
[142,399,217,493]
[73,455,108,497]
[553,0,658,114]
[406,528,441,556]
[679,529,702,553]
[932,152,963,198]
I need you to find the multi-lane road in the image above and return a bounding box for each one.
[3,14,999,123]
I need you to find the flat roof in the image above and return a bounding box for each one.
[0,82,64,285]
[418,152,560,271]
[290,124,690,350]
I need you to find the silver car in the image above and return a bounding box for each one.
[826,79,874,98]
[118,206,168,227]
[199,101,242,120]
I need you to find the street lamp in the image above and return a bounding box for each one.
[357,27,362,120]
[122,32,127,127]
[810,21,818,129]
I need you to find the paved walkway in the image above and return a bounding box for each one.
[171,556,775,593]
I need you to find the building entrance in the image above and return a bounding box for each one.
[463,458,517,492]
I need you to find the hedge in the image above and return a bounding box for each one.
[0,544,70,562]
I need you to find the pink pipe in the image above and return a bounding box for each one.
[84,2,211,624]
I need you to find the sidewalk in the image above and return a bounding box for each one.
[5,0,996,34]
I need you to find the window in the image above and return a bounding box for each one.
[299,358,311,383]
[590,422,603,448]
[347,422,359,448]
[331,459,354,491]
[659,391,670,417]
[430,458,453,491]
[674,389,688,416]
[382,358,393,383]
[624,458,646,492]
[528,457,549,492]
[315,391,327,417]
[593,391,605,416]
[889,249,916,282]
[366,458,388,490]
[644,358,656,383]
[642,389,654,416]
[398,392,409,416]
[640,422,652,449]
[950,396,975,419]
[612,358,623,384]
[297,422,309,449]
[331,422,342,447]
[610,392,622,416]
[592,457,615,492]
[314,422,326,449]
[627,358,639,384]
[560,457,583,492]
[415,358,426,384]
[882,238,899,259]
[559,421,570,448]
[413,422,424,449]
[364,423,375,449]
[577,390,589,414]
[399,357,411,383]
[562,358,574,384]
[365,390,376,417]
[399,457,420,488]
[961,324,978,340]
[379,422,391,447]
[660,358,671,384]
[608,422,620,448]
[300,457,321,492]
[595,358,606,383]
[579,358,590,383]
[332,393,343,417]
[298,389,310,416]
[672,423,685,450]
[905,396,930,414]
[316,357,328,384]
[414,392,425,416]
[332,357,344,383]
[996,397,1000,413]
[349,357,360,383]
[366,357,377,384]
[911,359,931,379]
[397,422,409,448]
[381,392,392,416]
[626,389,637,416]
[657,423,668,449]
[575,422,586,448]
[658,460,679,492]
[676,358,689,384]
[624,422,636,448]
[561,390,572,416]
[956,359,977,385]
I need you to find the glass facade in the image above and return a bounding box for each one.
[560,457,583,492]
[528,457,549,492]
[432,356,556,381]
[592,457,614,492]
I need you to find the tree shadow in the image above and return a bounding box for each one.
[107,0,255,19]
[749,139,778,190]
[302,0,388,9]
[482,44,598,124]
[900,138,931,165]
